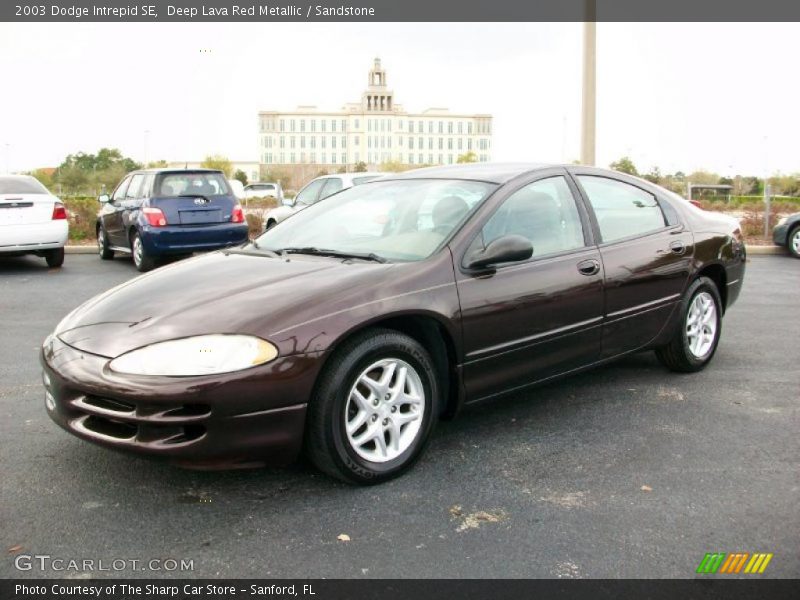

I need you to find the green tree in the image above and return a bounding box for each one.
[456,151,478,164]
[201,155,233,177]
[609,156,638,176]
[30,168,54,189]
[233,169,249,186]
[146,160,169,168]
[643,166,662,184]
[353,161,368,173]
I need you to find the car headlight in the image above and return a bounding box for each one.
[108,335,278,376]
[776,216,788,227]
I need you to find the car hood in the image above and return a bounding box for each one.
[55,251,397,358]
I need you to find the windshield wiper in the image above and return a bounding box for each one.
[225,239,281,258]
[278,247,388,263]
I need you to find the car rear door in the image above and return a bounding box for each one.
[454,170,605,401]
[570,170,693,358]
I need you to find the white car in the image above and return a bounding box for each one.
[0,175,68,267]
[263,172,383,230]
[244,182,284,202]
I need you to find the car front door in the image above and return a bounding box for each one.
[454,170,605,402]
[102,176,131,246]
[570,171,693,358]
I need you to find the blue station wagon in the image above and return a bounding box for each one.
[96,169,249,271]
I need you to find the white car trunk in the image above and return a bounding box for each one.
[0,193,56,226]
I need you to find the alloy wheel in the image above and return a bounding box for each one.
[344,358,425,463]
[685,291,717,359]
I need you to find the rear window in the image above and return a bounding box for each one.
[0,177,49,194]
[154,172,231,198]
[252,184,276,191]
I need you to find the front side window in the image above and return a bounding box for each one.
[319,177,343,200]
[256,179,496,262]
[112,177,131,202]
[473,176,585,259]
[295,178,327,205]
[126,174,144,199]
[577,176,666,243]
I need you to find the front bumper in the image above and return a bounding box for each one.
[0,221,68,253]
[40,335,323,468]
[140,223,249,256]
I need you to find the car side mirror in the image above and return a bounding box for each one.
[98,194,110,204]
[464,234,533,270]
[283,197,295,207]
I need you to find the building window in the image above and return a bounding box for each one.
[438,154,443,164]
[355,137,360,146]
[290,119,295,132]
[448,155,453,164]
[300,137,306,149]
[448,122,453,134]
[290,153,296,163]
[427,121,433,134]
[342,136,346,148]
[458,139,463,150]
[332,154,337,164]
[311,120,316,133]
[342,119,347,131]
[310,137,316,149]
[342,153,346,164]
[458,122,463,134]
[408,121,414,133]
[332,137,337,149]
[331,119,337,132]
[322,120,327,133]
[290,137,296,149]
[468,139,472,150]
[322,153,327,163]
[438,121,443,134]
[468,122,473,135]
[438,138,443,150]
[408,137,414,150]
[280,119,285,132]
[300,120,305,133]
[448,138,453,150]
[310,152,316,163]
[354,118,360,129]
[279,153,285,163]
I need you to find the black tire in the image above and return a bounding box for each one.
[655,276,722,373]
[787,225,800,259]
[45,247,64,268]
[131,231,155,272]
[305,328,440,485]
[97,225,114,260]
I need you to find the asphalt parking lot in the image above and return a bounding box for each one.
[1,253,798,579]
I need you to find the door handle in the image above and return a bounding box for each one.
[669,240,686,255]
[577,259,600,276]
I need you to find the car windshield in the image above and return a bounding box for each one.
[0,177,49,194]
[252,178,496,262]
[155,172,231,197]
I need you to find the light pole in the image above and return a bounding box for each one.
[144,130,150,166]
[580,0,597,166]
[4,143,9,174]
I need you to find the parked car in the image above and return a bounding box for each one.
[263,172,383,230]
[228,179,246,201]
[244,182,283,202]
[42,163,745,484]
[773,212,800,258]
[96,168,249,272]
[0,175,67,267]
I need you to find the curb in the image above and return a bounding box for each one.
[66,245,789,256]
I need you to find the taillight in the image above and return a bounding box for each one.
[143,207,167,227]
[52,202,67,220]
[231,205,245,223]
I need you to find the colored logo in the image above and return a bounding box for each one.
[696,552,773,574]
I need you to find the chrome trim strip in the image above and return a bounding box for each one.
[606,293,680,319]
[727,279,740,286]
[232,403,307,419]
[466,316,603,359]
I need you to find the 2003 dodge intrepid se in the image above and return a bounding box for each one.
[41,164,746,484]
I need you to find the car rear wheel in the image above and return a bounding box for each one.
[788,225,800,258]
[45,248,64,268]
[305,328,439,484]
[131,231,155,272]
[655,276,722,373]
[97,226,114,260]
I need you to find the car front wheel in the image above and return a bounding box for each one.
[656,276,722,372]
[131,231,155,272]
[788,225,800,258]
[97,226,114,260]
[305,328,439,484]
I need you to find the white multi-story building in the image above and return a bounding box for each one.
[258,58,492,172]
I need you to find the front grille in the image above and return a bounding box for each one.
[69,394,209,448]
[81,415,137,440]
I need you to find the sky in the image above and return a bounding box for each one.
[0,22,798,176]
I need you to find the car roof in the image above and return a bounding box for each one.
[381,163,552,184]
[135,168,224,175]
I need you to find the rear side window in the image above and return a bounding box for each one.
[577,176,666,243]
[0,177,48,194]
[155,172,231,197]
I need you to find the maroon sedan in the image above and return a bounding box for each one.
[41,164,746,484]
